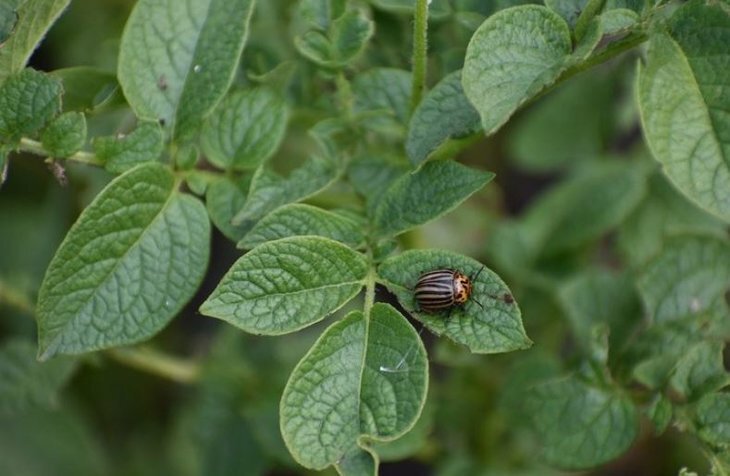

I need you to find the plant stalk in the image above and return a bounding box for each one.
[409,0,429,115]
[18,138,104,167]
[106,346,201,384]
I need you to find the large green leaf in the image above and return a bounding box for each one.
[280,304,428,474]
[637,0,730,222]
[200,236,367,335]
[238,204,365,249]
[0,68,62,144]
[378,249,531,353]
[0,339,77,415]
[462,5,572,135]
[637,235,730,325]
[406,71,481,167]
[0,0,70,84]
[373,160,493,238]
[526,376,638,469]
[352,68,412,136]
[117,0,255,143]
[36,163,211,359]
[201,87,288,171]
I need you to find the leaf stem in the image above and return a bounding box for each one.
[363,263,376,319]
[409,0,429,115]
[17,138,104,167]
[105,346,201,384]
[0,280,35,315]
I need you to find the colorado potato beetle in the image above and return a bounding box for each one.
[414,266,512,314]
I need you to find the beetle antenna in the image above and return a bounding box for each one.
[471,265,485,283]
[472,297,485,310]
[379,324,425,373]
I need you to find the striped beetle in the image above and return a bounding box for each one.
[414,267,513,315]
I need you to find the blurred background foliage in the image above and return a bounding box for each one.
[0,0,726,475]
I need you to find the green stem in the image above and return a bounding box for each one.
[18,138,104,167]
[409,0,429,115]
[106,346,201,384]
[363,263,376,319]
[0,280,35,315]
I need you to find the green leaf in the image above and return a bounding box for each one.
[347,154,409,213]
[118,0,255,143]
[559,270,642,359]
[646,394,672,435]
[637,0,730,222]
[491,162,647,268]
[378,249,531,353]
[0,0,70,84]
[695,392,730,447]
[545,0,589,28]
[0,3,18,45]
[50,67,121,112]
[526,376,638,469]
[0,406,109,476]
[238,204,365,250]
[406,71,481,167]
[353,68,412,135]
[205,174,253,242]
[200,236,367,335]
[669,341,729,402]
[462,5,573,135]
[506,71,615,172]
[618,172,726,267]
[0,338,77,415]
[40,111,86,158]
[0,68,62,144]
[295,8,374,68]
[93,121,163,174]
[36,163,211,359]
[637,235,730,325]
[280,303,428,472]
[201,87,289,171]
[373,160,494,238]
[231,156,341,228]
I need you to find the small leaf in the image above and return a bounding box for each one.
[200,236,367,335]
[378,249,531,353]
[205,174,253,242]
[347,154,409,213]
[526,376,638,469]
[406,70,481,167]
[353,68,412,135]
[51,67,121,112]
[201,87,289,171]
[295,8,374,68]
[232,156,341,228]
[93,121,163,174]
[545,0,590,28]
[695,392,730,447]
[637,235,730,325]
[280,303,427,472]
[37,163,211,359]
[118,0,255,143]
[0,0,70,83]
[238,204,365,249]
[462,5,573,135]
[637,0,730,221]
[646,394,672,435]
[669,341,729,401]
[373,160,494,238]
[0,338,77,415]
[0,68,62,144]
[41,111,86,158]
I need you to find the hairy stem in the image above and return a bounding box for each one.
[18,138,104,167]
[409,0,429,115]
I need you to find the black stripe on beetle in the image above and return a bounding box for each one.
[413,267,513,315]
